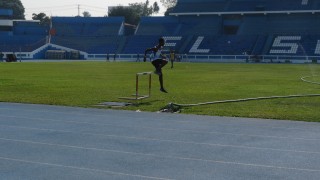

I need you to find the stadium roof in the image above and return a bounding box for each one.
[170,0,320,16]
[170,10,320,16]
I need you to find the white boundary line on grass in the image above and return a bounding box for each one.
[301,75,320,85]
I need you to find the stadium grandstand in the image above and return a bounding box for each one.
[0,0,319,63]
[0,8,48,60]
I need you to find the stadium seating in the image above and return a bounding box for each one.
[239,14,320,35]
[135,17,179,36]
[13,21,48,35]
[1,0,320,60]
[264,0,315,11]
[227,1,261,12]
[0,19,48,53]
[51,17,124,36]
[0,35,47,52]
[183,35,258,55]
[178,16,222,36]
[0,9,48,53]
[51,36,123,54]
[0,9,13,17]
[268,35,320,56]
[121,35,160,54]
[48,17,125,55]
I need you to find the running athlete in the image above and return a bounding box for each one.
[144,37,168,93]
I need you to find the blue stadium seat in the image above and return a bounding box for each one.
[49,17,125,54]
[51,17,124,36]
[2,0,319,58]
[121,36,160,54]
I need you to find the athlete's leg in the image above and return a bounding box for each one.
[159,74,167,93]
[152,59,162,75]
[152,60,168,93]
[160,59,168,68]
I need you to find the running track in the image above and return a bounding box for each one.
[0,102,320,179]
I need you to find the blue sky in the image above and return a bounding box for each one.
[21,0,165,19]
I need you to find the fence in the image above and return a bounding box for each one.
[86,54,320,64]
[1,51,319,64]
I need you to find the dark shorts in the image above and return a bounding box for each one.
[152,59,166,68]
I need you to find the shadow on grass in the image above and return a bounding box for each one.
[90,100,160,109]
[130,100,160,107]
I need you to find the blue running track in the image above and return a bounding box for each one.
[0,102,320,180]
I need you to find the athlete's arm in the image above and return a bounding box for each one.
[144,47,158,62]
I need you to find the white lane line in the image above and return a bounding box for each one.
[1,138,320,173]
[1,125,320,155]
[1,115,320,141]
[2,114,319,133]
[0,106,318,131]
[0,156,172,180]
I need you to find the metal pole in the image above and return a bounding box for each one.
[19,47,22,62]
[78,4,80,17]
[136,74,139,100]
[149,74,152,97]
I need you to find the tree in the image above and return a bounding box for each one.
[82,11,91,17]
[129,0,153,17]
[160,0,177,16]
[160,0,177,9]
[164,7,174,16]
[109,6,137,25]
[32,13,50,25]
[153,2,160,14]
[108,0,160,25]
[0,0,25,19]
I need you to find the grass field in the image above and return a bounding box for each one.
[0,61,319,122]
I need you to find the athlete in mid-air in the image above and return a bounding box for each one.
[144,37,168,93]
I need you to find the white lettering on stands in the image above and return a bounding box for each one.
[315,40,320,54]
[162,36,319,55]
[189,36,210,53]
[163,36,182,47]
[270,36,301,54]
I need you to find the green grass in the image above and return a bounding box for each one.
[0,61,320,122]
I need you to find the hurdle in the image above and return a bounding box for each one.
[119,72,152,100]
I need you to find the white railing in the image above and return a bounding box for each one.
[176,55,320,63]
[85,54,320,64]
[3,52,319,64]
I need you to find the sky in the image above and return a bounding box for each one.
[21,0,165,20]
